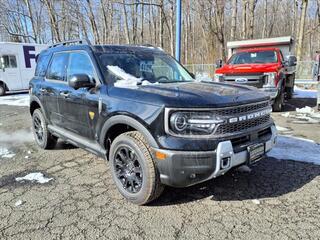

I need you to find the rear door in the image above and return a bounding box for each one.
[58,51,99,138]
[42,52,69,127]
[1,54,22,90]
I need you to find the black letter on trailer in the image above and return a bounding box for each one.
[23,45,36,68]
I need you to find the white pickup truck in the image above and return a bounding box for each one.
[0,42,47,96]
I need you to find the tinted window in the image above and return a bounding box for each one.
[47,53,68,81]
[67,52,95,81]
[35,53,51,77]
[2,55,17,68]
[228,51,278,64]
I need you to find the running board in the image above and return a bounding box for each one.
[48,125,106,159]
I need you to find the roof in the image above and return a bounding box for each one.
[227,36,294,49]
[42,43,164,56]
[92,44,164,54]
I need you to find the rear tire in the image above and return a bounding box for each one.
[32,109,57,149]
[109,131,164,205]
[0,84,6,96]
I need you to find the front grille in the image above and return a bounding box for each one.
[213,101,269,115]
[215,115,271,135]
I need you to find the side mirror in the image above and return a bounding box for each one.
[215,59,223,69]
[68,74,95,90]
[286,55,297,67]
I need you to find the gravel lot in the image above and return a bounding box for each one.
[0,95,319,240]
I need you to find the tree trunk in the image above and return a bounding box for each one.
[241,0,247,39]
[296,0,308,61]
[122,0,130,44]
[262,0,267,38]
[159,0,164,48]
[248,0,256,39]
[230,0,237,41]
[86,0,100,44]
[141,4,144,42]
[43,0,61,42]
[24,0,38,42]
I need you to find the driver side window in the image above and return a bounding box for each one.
[67,52,96,82]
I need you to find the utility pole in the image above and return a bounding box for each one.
[175,0,182,62]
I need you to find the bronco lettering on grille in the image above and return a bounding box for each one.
[228,108,271,124]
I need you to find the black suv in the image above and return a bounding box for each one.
[29,40,277,205]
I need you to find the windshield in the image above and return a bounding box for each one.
[228,50,278,65]
[99,51,194,86]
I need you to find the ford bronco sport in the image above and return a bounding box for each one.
[29,40,277,205]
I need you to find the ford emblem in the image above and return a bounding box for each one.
[235,78,248,83]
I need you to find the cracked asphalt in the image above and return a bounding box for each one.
[0,97,320,240]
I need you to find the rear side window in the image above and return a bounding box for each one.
[35,53,51,77]
[46,52,68,81]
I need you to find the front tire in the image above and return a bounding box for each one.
[0,84,6,96]
[32,109,57,149]
[109,131,164,205]
[273,89,284,112]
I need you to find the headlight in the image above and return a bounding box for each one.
[168,111,224,136]
[263,72,277,87]
[214,73,224,82]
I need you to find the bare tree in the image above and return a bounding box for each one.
[296,0,308,61]
[230,0,237,40]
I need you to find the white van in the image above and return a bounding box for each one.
[0,42,48,96]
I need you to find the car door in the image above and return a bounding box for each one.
[1,55,22,90]
[42,52,69,127]
[58,51,99,138]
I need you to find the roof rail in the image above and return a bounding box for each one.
[139,43,164,51]
[49,39,92,48]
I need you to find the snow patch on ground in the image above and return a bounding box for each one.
[252,199,261,205]
[276,125,291,132]
[268,135,320,165]
[0,94,29,106]
[0,129,34,144]
[280,106,320,124]
[15,172,53,184]
[0,147,15,158]
[293,86,317,99]
[15,200,23,207]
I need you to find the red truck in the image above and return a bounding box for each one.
[215,36,297,111]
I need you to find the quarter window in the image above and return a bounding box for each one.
[2,55,17,68]
[46,53,68,81]
[67,52,95,81]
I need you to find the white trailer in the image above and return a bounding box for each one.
[0,42,48,96]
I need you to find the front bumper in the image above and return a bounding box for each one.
[153,125,277,187]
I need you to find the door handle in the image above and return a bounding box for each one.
[60,92,70,98]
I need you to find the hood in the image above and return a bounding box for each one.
[216,63,280,74]
[108,81,270,108]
